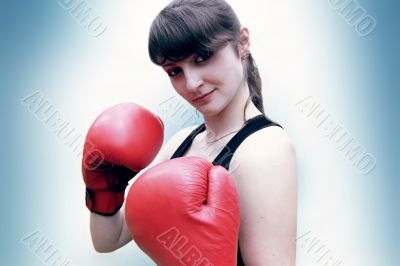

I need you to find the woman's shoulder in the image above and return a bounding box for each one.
[240,122,292,148]
[231,125,296,175]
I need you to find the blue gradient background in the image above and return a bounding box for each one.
[1,0,398,265]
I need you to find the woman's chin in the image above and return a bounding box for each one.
[198,104,225,118]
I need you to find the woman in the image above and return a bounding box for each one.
[89,0,297,265]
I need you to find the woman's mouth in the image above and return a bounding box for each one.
[192,89,216,104]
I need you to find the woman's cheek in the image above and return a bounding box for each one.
[177,88,192,103]
[171,81,185,97]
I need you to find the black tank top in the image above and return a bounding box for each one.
[170,114,283,265]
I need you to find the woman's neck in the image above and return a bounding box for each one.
[202,85,262,141]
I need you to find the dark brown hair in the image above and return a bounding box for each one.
[148,0,264,116]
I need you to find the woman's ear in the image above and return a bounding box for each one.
[239,26,250,55]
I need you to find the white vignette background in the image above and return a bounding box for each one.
[1,0,399,265]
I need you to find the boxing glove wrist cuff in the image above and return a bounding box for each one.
[85,187,126,216]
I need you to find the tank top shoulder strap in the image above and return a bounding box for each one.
[170,115,282,163]
[212,115,282,170]
[170,123,206,159]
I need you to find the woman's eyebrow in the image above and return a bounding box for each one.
[162,54,198,67]
[162,62,174,67]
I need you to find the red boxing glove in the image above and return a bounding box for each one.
[82,102,164,216]
[125,156,240,266]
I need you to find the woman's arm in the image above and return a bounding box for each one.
[233,127,298,265]
[89,125,198,252]
[90,208,132,252]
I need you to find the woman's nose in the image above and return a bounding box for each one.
[184,69,203,92]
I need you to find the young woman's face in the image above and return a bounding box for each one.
[162,44,244,116]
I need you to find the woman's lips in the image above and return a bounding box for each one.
[192,89,216,103]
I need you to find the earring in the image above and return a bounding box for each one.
[241,51,250,60]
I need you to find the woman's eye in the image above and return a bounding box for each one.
[166,51,213,77]
[195,51,213,63]
[167,67,181,77]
